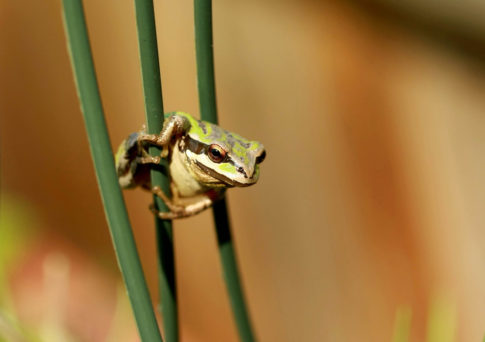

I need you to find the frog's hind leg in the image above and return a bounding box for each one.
[115,132,151,189]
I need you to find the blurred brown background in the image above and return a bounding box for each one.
[2,0,485,341]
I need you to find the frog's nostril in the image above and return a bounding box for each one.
[237,166,247,178]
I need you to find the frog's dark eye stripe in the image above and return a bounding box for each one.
[185,136,205,154]
[185,135,232,164]
[208,144,227,163]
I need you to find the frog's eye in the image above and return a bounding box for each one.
[256,150,266,164]
[208,144,226,163]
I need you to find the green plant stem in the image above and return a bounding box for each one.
[133,1,178,341]
[194,1,256,341]
[62,1,163,341]
[392,306,412,342]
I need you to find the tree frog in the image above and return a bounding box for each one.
[115,112,266,219]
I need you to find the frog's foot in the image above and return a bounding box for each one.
[150,205,195,220]
[151,186,184,213]
[149,186,213,220]
[139,155,161,165]
[149,204,183,220]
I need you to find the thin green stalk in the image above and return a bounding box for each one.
[133,0,178,341]
[194,1,256,341]
[62,1,163,341]
[392,306,412,342]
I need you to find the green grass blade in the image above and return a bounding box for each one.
[392,306,412,342]
[133,1,178,341]
[426,295,455,342]
[194,1,256,341]
[61,1,163,341]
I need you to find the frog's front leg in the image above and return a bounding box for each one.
[137,115,189,155]
[150,186,216,219]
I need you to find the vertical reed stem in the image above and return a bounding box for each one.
[62,1,163,340]
[194,1,256,340]
[133,1,178,341]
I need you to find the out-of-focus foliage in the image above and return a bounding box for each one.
[0,196,38,341]
[392,295,456,342]
[0,195,138,342]
[0,196,35,298]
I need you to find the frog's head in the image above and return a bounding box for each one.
[181,117,266,188]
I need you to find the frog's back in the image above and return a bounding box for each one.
[115,132,151,190]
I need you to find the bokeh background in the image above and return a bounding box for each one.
[2,0,485,341]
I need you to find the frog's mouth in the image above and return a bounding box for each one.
[195,161,255,187]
